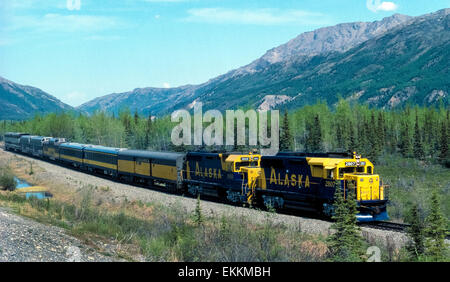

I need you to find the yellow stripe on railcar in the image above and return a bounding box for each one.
[135,159,151,176]
[83,159,117,170]
[152,163,177,181]
[118,159,135,174]
[60,154,83,163]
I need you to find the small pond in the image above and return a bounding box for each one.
[14,177,53,199]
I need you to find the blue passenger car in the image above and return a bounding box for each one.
[59,143,86,167]
[83,145,121,177]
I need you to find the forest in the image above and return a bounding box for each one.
[0,99,448,166]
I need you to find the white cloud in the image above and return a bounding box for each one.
[66,0,81,11]
[5,13,118,33]
[163,82,171,88]
[366,0,398,13]
[184,8,330,25]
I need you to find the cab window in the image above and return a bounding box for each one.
[367,166,372,174]
[356,167,365,173]
[235,161,250,171]
[339,167,355,178]
[326,169,335,179]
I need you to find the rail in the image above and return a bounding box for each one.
[360,221,450,240]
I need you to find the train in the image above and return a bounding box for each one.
[3,132,389,222]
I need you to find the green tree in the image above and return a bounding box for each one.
[367,112,380,162]
[413,113,425,160]
[377,112,386,150]
[327,189,365,262]
[280,110,293,151]
[424,190,448,261]
[145,114,152,149]
[399,120,412,157]
[305,114,323,152]
[348,120,357,152]
[191,194,204,226]
[439,120,448,164]
[405,203,425,260]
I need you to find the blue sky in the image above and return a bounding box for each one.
[1,0,449,107]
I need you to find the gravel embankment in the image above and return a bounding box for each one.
[0,207,120,262]
[0,148,414,250]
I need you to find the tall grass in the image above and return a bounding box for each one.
[377,154,450,227]
[0,188,327,262]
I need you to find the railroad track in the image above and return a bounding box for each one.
[361,221,450,240]
[360,221,409,232]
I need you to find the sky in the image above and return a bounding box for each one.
[0,0,449,107]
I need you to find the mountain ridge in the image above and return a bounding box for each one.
[78,10,449,115]
[0,76,75,120]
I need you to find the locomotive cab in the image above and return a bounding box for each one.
[308,153,389,222]
[221,153,261,204]
[221,153,260,173]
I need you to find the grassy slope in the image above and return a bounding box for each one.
[376,154,450,228]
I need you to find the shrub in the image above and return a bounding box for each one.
[0,167,16,191]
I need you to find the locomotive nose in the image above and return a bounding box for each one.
[346,174,389,222]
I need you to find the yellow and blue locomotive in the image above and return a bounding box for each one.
[183,152,260,203]
[250,152,388,222]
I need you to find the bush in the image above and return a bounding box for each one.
[0,167,16,191]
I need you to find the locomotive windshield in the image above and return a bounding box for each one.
[235,161,258,170]
[339,166,372,178]
[339,167,356,178]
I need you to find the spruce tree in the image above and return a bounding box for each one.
[336,122,343,150]
[413,113,425,160]
[280,110,293,151]
[134,110,139,125]
[348,120,357,152]
[306,115,323,152]
[405,203,425,260]
[400,120,412,158]
[145,114,152,149]
[377,112,386,149]
[439,120,448,163]
[327,189,365,262]
[192,194,204,226]
[424,190,448,261]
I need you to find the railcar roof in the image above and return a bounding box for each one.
[119,150,185,160]
[59,143,87,149]
[187,152,221,157]
[31,136,50,141]
[20,135,37,139]
[276,152,353,158]
[84,145,122,154]
[5,132,30,137]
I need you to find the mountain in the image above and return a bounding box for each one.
[0,76,74,120]
[78,85,197,117]
[79,9,449,115]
